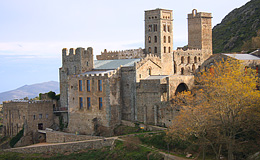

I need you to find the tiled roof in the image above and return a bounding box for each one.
[224,54,260,60]
[94,59,141,70]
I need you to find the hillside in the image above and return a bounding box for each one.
[0,81,59,104]
[213,0,260,53]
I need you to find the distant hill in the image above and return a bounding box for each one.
[0,81,59,104]
[213,0,260,53]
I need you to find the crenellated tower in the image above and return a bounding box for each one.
[59,47,93,108]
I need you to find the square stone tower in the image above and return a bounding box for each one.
[188,9,212,58]
[145,8,174,75]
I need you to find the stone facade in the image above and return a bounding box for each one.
[57,8,213,136]
[2,100,54,137]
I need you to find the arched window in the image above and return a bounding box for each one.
[188,56,190,64]
[181,68,184,75]
[194,56,197,63]
[168,47,171,53]
[153,24,157,32]
[198,57,201,61]
[164,47,166,53]
[148,36,151,43]
[154,36,157,43]
[163,36,166,43]
[168,36,171,43]
[168,25,171,32]
[163,25,166,32]
[154,47,157,53]
[192,64,195,73]
[148,47,151,53]
[181,56,184,64]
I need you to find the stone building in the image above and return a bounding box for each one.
[2,100,54,137]
[58,8,213,135]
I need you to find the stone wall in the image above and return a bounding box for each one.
[4,137,117,154]
[46,131,103,143]
[96,48,145,60]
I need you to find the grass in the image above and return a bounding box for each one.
[0,140,164,160]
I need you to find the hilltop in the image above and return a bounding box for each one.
[0,81,59,104]
[213,0,260,53]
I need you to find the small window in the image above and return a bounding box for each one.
[168,25,171,32]
[98,80,102,91]
[148,47,152,53]
[188,56,190,64]
[99,97,103,110]
[199,57,201,61]
[194,56,197,63]
[153,24,157,32]
[181,68,184,75]
[87,97,91,110]
[168,47,171,53]
[87,80,91,91]
[154,36,157,43]
[163,36,166,43]
[148,36,151,43]
[33,115,36,120]
[168,36,171,43]
[163,25,166,32]
[139,74,142,78]
[164,47,166,53]
[181,56,184,64]
[46,114,48,119]
[39,114,42,119]
[79,80,83,91]
[87,62,89,66]
[149,68,152,75]
[148,25,152,32]
[154,47,157,53]
[79,97,83,109]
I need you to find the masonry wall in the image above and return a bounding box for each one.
[67,71,121,136]
[97,48,145,60]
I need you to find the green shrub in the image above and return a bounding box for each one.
[9,127,24,148]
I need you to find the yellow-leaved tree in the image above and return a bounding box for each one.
[167,58,260,160]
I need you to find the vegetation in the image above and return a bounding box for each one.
[167,58,260,159]
[39,91,60,101]
[9,127,24,148]
[0,140,163,160]
[212,0,260,53]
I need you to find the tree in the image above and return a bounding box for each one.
[167,58,260,160]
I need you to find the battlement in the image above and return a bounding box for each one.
[62,47,93,57]
[3,100,53,104]
[135,54,161,69]
[188,9,212,19]
[97,48,144,60]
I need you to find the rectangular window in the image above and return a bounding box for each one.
[39,114,42,119]
[99,97,103,110]
[98,80,102,91]
[87,97,91,110]
[33,115,36,120]
[79,80,83,91]
[79,97,83,109]
[87,80,90,91]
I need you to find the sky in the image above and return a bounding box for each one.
[0,0,251,93]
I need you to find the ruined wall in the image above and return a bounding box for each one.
[136,77,168,125]
[2,100,54,137]
[173,48,203,75]
[96,48,145,60]
[67,70,121,136]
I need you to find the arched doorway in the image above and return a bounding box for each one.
[175,83,188,95]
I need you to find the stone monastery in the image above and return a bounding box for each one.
[3,8,217,138]
[59,8,213,135]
